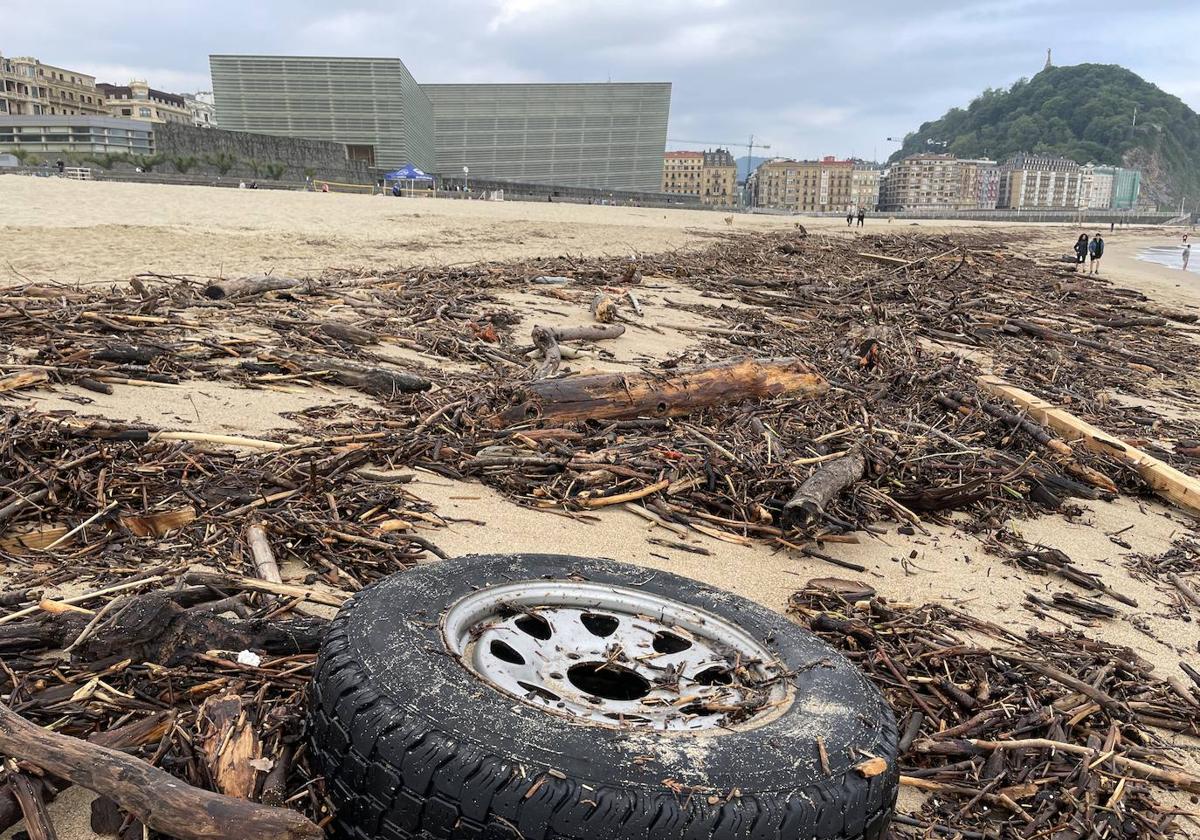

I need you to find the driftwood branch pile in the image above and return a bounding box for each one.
[1,228,1199,836]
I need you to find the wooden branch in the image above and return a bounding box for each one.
[578,479,670,509]
[783,449,866,528]
[969,738,1200,793]
[0,487,50,529]
[183,572,347,607]
[0,713,174,834]
[493,357,827,427]
[978,375,1200,517]
[203,276,301,300]
[530,323,626,379]
[0,703,322,840]
[245,523,283,584]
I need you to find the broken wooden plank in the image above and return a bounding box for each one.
[978,375,1200,518]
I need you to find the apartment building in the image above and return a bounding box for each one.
[819,156,854,212]
[701,147,737,207]
[850,164,881,212]
[753,157,852,212]
[184,91,217,128]
[878,154,961,211]
[0,53,108,117]
[662,151,703,196]
[996,154,1082,210]
[957,158,1000,209]
[97,81,191,125]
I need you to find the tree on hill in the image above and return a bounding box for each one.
[890,64,1200,206]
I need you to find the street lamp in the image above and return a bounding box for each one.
[463,165,469,195]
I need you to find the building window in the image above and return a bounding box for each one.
[139,107,151,117]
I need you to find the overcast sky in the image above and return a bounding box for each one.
[10,0,1199,162]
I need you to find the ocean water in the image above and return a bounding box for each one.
[1136,244,1199,274]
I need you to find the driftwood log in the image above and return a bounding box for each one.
[0,712,175,834]
[492,357,827,426]
[0,704,322,840]
[0,591,325,664]
[318,321,377,346]
[265,350,431,396]
[531,323,626,378]
[203,276,301,301]
[783,449,867,528]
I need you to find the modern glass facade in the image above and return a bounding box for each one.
[0,115,154,154]
[208,55,671,190]
[421,82,672,192]
[209,55,434,171]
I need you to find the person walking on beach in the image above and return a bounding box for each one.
[1088,233,1105,274]
[857,208,866,227]
[1074,234,1089,273]
[1184,243,1191,271]
[1110,220,1115,233]
[847,209,854,227]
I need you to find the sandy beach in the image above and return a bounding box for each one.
[2,175,1199,838]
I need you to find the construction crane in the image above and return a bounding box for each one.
[666,135,772,184]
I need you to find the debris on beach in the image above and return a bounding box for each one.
[1,228,1198,837]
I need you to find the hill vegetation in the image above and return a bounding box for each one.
[890,63,1200,207]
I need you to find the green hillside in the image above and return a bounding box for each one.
[890,63,1200,208]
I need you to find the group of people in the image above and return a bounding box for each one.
[845,208,867,227]
[1073,233,1106,274]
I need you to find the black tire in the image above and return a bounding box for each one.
[310,554,897,840]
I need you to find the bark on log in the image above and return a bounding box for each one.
[266,350,431,395]
[0,592,325,663]
[0,487,50,529]
[199,694,262,800]
[10,772,58,840]
[203,276,301,301]
[783,449,867,528]
[0,713,174,834]
[318,321,377,345]
[492,357,827,427]
[0,371,49,394]
[0,703,322,840]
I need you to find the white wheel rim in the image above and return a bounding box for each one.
[442,580,789,731]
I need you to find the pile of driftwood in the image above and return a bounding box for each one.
[2,228,1200,837]
[792,579,1200,839]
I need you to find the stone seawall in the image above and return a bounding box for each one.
[154,123,372,184]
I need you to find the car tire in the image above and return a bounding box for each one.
[310,553,897,839]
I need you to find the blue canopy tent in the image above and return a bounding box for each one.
[383,164,434,196]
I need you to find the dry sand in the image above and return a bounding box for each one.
[3,175,1200,838]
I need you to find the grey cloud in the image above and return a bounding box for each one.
[13,0,1200,163]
